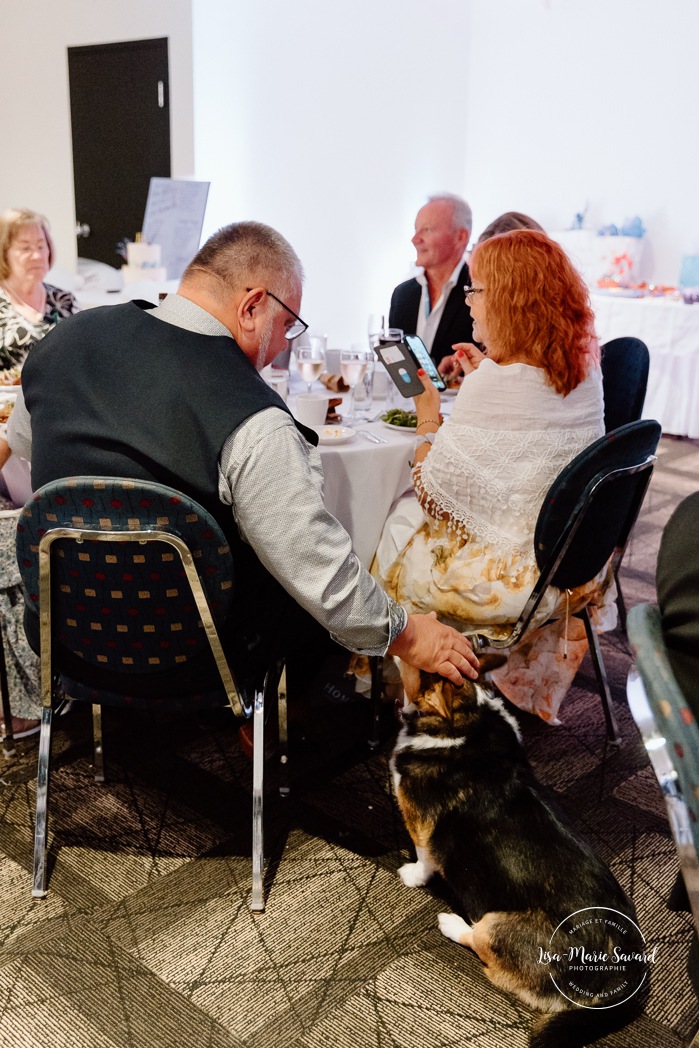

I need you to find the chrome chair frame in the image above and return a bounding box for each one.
[32,523,284,912]
[627,603,699,937]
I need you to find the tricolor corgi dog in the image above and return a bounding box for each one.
[391,661,650,1047]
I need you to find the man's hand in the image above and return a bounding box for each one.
[388,612,479,685]
[437,353,459,379]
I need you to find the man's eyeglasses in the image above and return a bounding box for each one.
[463,285,484,303]
[265,290,308,341]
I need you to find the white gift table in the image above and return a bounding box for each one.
[591,292,699,438]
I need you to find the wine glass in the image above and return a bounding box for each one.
[341,347,370,420]
[295,337,326,393]
[368,313,385,350]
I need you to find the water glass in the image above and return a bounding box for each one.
[380,327,404,345]
[350,344,375,418]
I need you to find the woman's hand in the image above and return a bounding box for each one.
[452,342,487,373]
[413,368,441,422]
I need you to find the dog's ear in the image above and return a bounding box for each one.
[478,653,508,677]
[399,661,421,703]
[429,678,454,720]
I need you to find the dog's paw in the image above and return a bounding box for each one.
[438,911,472,945]
[398,861,432,888]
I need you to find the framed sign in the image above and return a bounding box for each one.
[141,177,210,280]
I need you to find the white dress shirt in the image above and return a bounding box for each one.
[415,259,465,353]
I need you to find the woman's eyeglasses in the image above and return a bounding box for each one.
[463,285,484,304]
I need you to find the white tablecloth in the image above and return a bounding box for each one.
[314,408,414,568]
[591,293,699,438]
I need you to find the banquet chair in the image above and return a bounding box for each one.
[600,337,650,434]
[16,476,287,912]
[627,602,699,938]
[600,337,651,627]
[369,420,661,749]
[469,419,661,745]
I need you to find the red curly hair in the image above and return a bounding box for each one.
[469,229,598,396]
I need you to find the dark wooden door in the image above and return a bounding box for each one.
[68,38,171,266]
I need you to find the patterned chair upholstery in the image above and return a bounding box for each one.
[16,477,286,911]
[628,602,699,937]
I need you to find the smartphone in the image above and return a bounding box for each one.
[405,334,447,392]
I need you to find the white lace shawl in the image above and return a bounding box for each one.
[416,360,604,559]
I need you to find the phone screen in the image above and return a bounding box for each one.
[405,334,446,391]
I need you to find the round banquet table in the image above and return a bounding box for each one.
[304,396,416,568]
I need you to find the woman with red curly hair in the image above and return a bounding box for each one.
[374,229,612,723]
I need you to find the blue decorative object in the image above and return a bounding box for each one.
[598,224,619,237]
[679,255,699,289]
[621,216,646,238]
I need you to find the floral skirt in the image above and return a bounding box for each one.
[0,508,40,720]
[373,494,616,724]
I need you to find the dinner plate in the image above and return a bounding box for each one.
[382,419,418,433]
[315,425,356,445]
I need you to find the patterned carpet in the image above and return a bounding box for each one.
[0,435,697,1048]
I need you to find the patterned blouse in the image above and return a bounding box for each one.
[0,283,78,369]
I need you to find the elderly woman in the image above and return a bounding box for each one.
[374,229,612,722]
[0,208,78,370]
[0,208,78,738]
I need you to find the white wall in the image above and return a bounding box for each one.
[192,0,472,346]
[465,0,699,287]
[3,0,698,343]
[0,0,194,275]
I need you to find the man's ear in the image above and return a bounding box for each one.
[238,287,266,335]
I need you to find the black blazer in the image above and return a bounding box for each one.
[388,261,474,366]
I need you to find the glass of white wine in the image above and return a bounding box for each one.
[295,337,326,393]
[340,347,370,420]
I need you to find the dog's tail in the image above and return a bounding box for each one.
[529,987,648,1048]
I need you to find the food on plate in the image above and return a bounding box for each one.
[381,409,418,428]
[0,401,15,424]
[0,366,21,386]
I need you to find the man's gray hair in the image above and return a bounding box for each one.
[183,220,303,300]
[427,193,472,235]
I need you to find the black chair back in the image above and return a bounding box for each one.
[534,419,661,591]
[600,337,650,433]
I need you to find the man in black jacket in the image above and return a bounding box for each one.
[388,194,474,367]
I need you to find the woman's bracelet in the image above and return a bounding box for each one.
[416,419,440,430]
